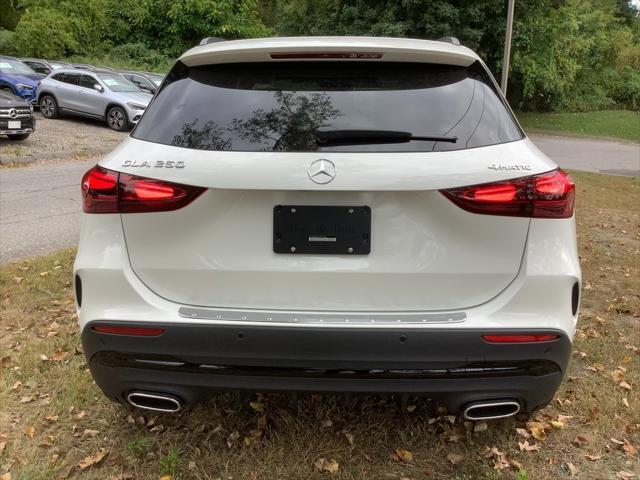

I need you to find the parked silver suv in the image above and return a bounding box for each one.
[37,69,152,131]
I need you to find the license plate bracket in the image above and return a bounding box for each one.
[273,205,371,254]
[8,120,21,129]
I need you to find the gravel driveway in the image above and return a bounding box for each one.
[0,112,127,165]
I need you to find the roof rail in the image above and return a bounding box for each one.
[199,37,227,46]
[437,37,461,46]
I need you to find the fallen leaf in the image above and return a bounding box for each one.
[620,381,632,391]
[518,440,540,452]
[78,448,107,469]
[25,426,35,438]
[0,442,6,454]
[612,369,625,383]
[320,419,333,428]
[342,431,354,446]
[249,401,264,413]
[622,397,630,408]
[20,395,34,404]
[0,473,11,480]
[474,421,488,432]
[573,435,588,446]
[585,454,603,461]
[623,439,637,457]
[11,381,22,390]
[396,448,413,463]
[1,356,10,368]
[446,452,463,464]
[313,458,339,474]
[51,350,67,362]
[38,271,50,277]
[515,428,530,438]
[566,462,579,476]
[44,415,58,423]
[550,420,565,429]
[526,422,546,441]
[616,472,635,480]
[75,410,86,420]
[557,414,574,423]
[159,477,173,480]
[83,429,100,437]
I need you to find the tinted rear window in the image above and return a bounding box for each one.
[133,61,523,152]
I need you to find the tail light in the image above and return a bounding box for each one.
[482,333,560,343]
[270,52,383,59]
[81,165,205,214]
[441,169,575,218]
[92,325,165,336]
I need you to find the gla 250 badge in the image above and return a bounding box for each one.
[122,160,185,169]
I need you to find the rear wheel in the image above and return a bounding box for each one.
[106,106,128,131]
[7,133,30,141]
[39,95,58,118]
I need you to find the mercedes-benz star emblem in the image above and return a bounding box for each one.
[308,159,336,184]
[9,109,17,118]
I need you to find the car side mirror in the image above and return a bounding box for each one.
[93,84,104,92]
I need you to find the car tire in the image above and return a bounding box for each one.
[7,133,30,141]
[106,106,129,132]
[39,95,59,119]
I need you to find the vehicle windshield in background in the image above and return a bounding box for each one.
[97,74,139,93]
[147,74,164,86]
[0,59,36,75]
[134,61,523,152]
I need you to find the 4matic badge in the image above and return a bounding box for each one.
[122,160,185,168]
[488,163,531,171]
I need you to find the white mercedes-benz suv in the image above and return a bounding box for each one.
[74,37,580,420]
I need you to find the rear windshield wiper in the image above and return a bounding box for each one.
[315,128,457,145]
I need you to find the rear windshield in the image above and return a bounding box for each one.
[133,61,523,152]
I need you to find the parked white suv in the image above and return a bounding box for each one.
[74,37,580,419]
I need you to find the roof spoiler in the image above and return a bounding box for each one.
[199,37,227,46]
[437,37,461,46]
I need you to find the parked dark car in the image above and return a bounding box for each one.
[20,58,54,75]
[118,71,158,94]
[71,63,96,71]
[0,55,41,105]
[0,89,35,140]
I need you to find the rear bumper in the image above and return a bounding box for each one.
[82,321,571,412]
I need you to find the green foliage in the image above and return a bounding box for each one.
[159,448,180,476]
[3,0,639,113]
[517,110,640,141]
[14,8,77,58]
[126,436,151,458]
[0,29,18,55]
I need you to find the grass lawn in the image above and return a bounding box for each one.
[1,171,639,480]
[517,110,640,142]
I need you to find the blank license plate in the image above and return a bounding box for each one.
[8,121,20,129]
[273,205,371,254]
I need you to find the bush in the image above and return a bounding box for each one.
[109,43,170,69]
[0,29,17,55]
[14,8,77,58]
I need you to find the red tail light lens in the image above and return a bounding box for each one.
[482,334,560,343]
[441,169,575,218]
[92,325,166,336]
[82,165,119,213]
[82,165,205,214]
[270,52,383,60]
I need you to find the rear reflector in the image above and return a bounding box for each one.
[82,165,205,214]
[482,334,560,343]
[270,52,383,60]
[92,325,166,336]
[441,169,575,218]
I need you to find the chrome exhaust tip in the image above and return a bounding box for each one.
[126,391,182,413]
[463,400,520,421]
